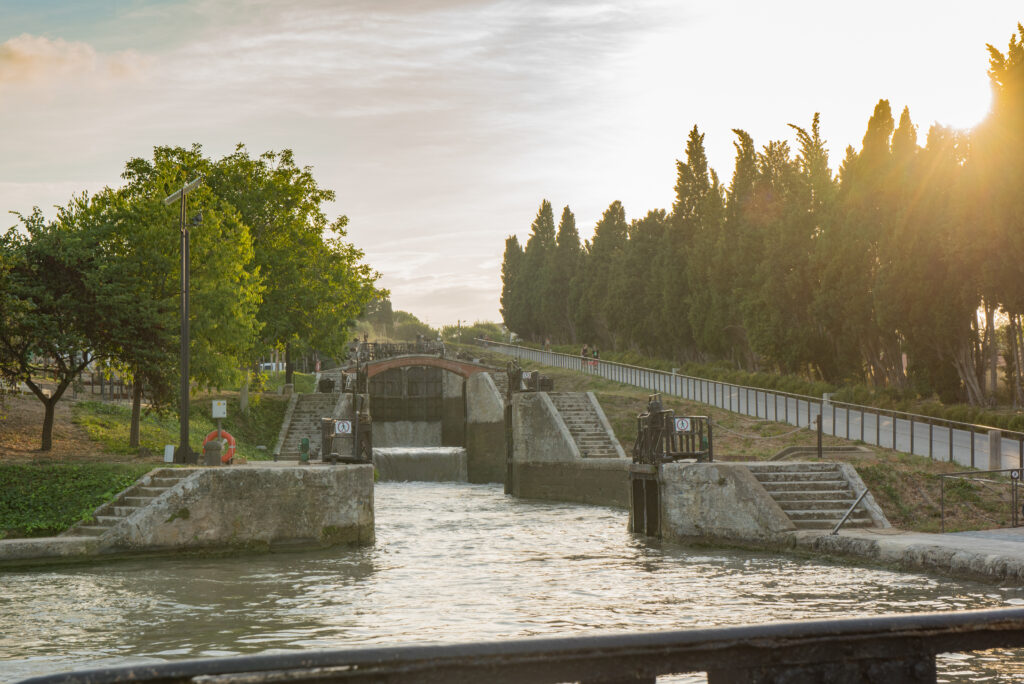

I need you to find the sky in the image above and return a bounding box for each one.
[0,1,1020,327]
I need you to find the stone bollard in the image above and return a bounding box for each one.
[989,429,1003,471]
[204,439,223,467]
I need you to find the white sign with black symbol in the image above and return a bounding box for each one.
[674,417,692,433]
[334,420,353,435]
[1012,469,1021,480]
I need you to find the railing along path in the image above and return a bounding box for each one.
[480,340,1024,470]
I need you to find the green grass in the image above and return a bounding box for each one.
[72,395,289,461]
[0,463,153,538]
[262,371,316,394]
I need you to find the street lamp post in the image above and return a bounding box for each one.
[163,176,203,464]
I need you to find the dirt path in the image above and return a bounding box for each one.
[0,395,127,463]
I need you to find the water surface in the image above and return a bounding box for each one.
[2,482,1023,682]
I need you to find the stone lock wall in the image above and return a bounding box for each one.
[465,372,507,483]
[659,463,795,542]
[107,466,375,552]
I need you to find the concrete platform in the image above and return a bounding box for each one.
[796,527,1024,585]
[0,462,374,570]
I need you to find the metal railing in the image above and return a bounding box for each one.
[480,341,1024,470]
[19,608,1024,683]
[940,468,1024,532]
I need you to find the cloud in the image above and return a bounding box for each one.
[0,34,148,86]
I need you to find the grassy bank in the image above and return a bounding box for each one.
[0,463,153,538]
[468,346,1011,533]
[72,395,289,461]
[262,371,316,394]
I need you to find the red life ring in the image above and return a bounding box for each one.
[203,429,236,464]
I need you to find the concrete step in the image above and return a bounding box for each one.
[775,499,857,512]
[123,496,156,507]
[771,491,858,502]
[760,481,850,493]
[94,515,123,526]
[745,462,840,473]
[136,486,170,496]
[112,505,141,517]
[150,477,185,488]
[753,472,847,483]
[75,526,110,536]
[786,508,867,521]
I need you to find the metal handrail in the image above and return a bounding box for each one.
[940,467,1024,532]
[831,488,869,535]
[20,608,1024,683]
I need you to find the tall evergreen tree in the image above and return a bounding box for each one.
[659,126,716,360]
[578,201,628,349]
[550,206,582,343]
[520,200,557,341]
[499,235,525,337]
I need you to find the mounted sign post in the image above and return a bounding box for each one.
[163,175,204,464]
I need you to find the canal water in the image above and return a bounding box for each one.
[3,482,1024,682]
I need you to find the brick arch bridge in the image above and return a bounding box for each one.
[364,355,494,379]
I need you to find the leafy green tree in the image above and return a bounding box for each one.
[974,25,1024,404]
[612,210,668,352]
[390,310,437,341]
[209,146,375,386]
[812,100,904,385]
[741,116,835,377]
[0,208,112,450]
[362,296,395,338]
[118,146,263,444]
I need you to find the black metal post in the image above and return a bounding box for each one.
[177,191,191,463]
[163,177,202,465]
[817,414,822,459]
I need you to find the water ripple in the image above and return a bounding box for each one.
[2,481,1023,682]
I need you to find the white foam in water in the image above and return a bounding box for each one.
[372,447,468,482]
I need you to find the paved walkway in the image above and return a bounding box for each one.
[798,526,1024,584]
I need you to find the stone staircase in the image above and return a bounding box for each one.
[488,371,509,400]
[746,462,874,530]
[61,468,193,538]
[548,392,622,459]
[277,392,339,459]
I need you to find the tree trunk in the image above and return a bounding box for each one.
[1015,314,1024,408]
[239,369,249,414]
[953,343,985,406]
[129,377,143,448]
[987,303,998,405]
[285,341,293,386]
[39,399,55,451]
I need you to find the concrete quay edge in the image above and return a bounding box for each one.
[0,462,374,571]
[665,527,1024,586]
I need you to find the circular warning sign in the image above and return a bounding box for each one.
[1013,469,1021,480]
[674,417,692,433]
[334,420,353,435]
